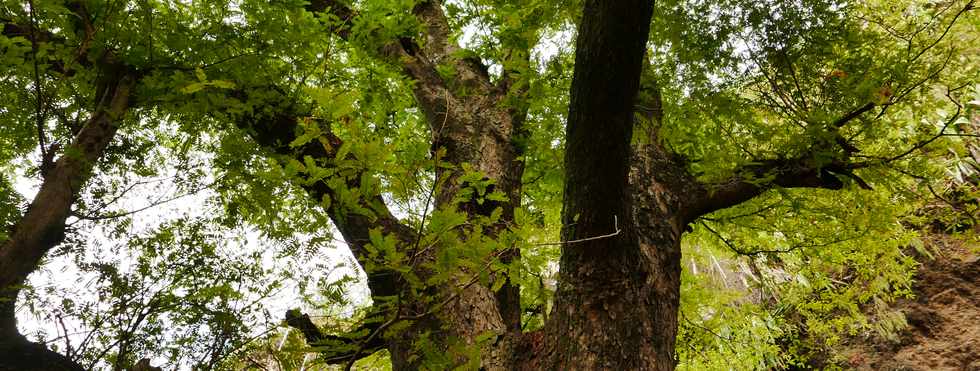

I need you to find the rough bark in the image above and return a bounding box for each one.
[543,0,682,369]
[287,2,530,369]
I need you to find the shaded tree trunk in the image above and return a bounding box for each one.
[542,0,684,368]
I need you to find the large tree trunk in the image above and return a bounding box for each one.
[542,0,684,368]
[288,1,687,369]
[253,0,862,368]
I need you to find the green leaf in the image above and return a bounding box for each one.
[180,82,206,94]
[209,80,236,89]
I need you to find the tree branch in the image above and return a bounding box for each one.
[304,0,496,137]
[850,91,964,168]
[284,309,385,365]
[687,156,849,224]
[2,0,99,77]
[831,102,875,128]
[225,87,415,299]
[685,81,913,222]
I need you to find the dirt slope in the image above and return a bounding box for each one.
[844,238,979,371]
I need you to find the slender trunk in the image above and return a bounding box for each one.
[0,61,135,370]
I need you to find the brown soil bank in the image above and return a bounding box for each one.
[846,238,979,371]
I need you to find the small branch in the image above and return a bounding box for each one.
[69,182,213,223]
[927,183,979,227]
[831,102,875,128]
[55,313,73,360]
[408,149,445,265]
[782,49,809,112]
[680,312,733,344]
[699,220,763,256]
[907,1,975,67]
[700,201,783,223]
[699,219,865,257]
[28,0,48,167]
[851,90,963,168]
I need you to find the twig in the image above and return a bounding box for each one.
[907,1,974,66]
[69,182,214,223]
[28,0,48,164]
[849,87,964,169]
[701,201,783,223]
[532,215,621,246]
[699,219,865,256]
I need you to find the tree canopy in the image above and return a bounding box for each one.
[0,0,977,369]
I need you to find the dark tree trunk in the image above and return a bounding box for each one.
[286,1,690,369]
[542,0,683,369]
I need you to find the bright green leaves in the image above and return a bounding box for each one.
[366,227,406,270]
[2,0,974,369]
[0,175,23,245]
[651,0,978,192]
[308,87,360,119]
[452,164,507,209]
[680,186,921,368]
[288,118,324,149]
[179,68,237,94]
[345,0,422,56]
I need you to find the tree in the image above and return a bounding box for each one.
[1,0,977,369]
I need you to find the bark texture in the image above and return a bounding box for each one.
[544,0,681,369]
[270,2,532,369]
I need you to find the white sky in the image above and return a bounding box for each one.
[12,152,367,367]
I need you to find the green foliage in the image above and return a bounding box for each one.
[0,174,23,244]
[1,0,977,369]
[22,217,286,369]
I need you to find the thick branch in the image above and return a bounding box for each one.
[228,89,415,298]
[3,1,98,77]
[685,91,895,222]
[2,20,77,76]
[691,65,969,222]
[284,309,385,365]
[687,157,849,223]
[305,0,487,69]
[304,1,494,135]
[831,102,875,128]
